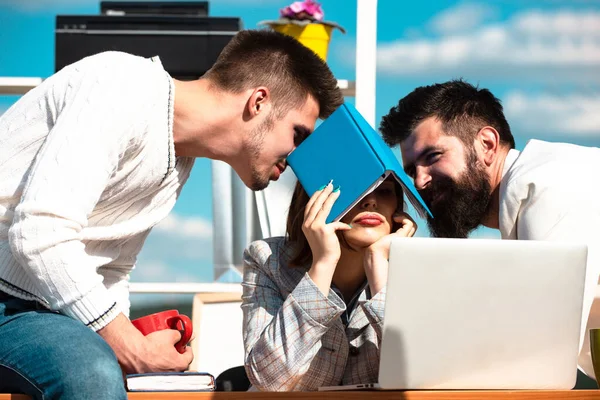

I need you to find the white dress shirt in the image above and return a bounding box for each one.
[499,139,600,377]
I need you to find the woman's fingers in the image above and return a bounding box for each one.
[313,186,341,222]
[305,180,327,211]
[330,221,352,232]
[410,223,417,237]
[393,212,418,237]
[304,181,333,224]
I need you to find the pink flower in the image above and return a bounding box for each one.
[280,0,324,22]
[303,0,324,20]
[289,2,305,13]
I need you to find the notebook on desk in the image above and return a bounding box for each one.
[320,238,588,391]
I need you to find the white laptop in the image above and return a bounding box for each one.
[321,238,588,391]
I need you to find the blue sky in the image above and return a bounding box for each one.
[1,0,599,290]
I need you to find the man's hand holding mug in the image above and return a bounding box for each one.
[132,309,193,354]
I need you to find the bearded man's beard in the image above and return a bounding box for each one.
[421,152,492,238]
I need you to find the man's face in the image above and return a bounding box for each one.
[243,96,319,191]
[400,117,492,238]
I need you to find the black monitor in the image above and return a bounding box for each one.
[55,15,241,79]
[100,1,209,16]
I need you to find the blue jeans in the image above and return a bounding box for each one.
[0,291,127,399]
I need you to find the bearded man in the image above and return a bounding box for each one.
[380,79,600,383]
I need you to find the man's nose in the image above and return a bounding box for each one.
[414,166,432,191]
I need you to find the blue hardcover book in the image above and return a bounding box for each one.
[287,103,432,223]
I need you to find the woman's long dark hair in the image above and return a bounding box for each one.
[285,179,405,267]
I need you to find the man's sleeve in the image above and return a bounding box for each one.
[8,58,152,331]
[360,287,386,344]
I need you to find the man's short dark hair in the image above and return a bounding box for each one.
[380,79,515,149]
[203,29,343,119]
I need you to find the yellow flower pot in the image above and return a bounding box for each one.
[270,23,334,61]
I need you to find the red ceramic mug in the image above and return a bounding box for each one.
[131,309,193,354]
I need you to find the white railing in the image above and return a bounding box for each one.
[129,282,241,294]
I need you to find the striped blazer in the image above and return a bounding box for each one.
[242,237,386,391]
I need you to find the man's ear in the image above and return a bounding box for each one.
[246,87,271,118]
[477,126,500,167]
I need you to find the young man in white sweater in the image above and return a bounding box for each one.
[380,79,600,386]
[0,29,343,399]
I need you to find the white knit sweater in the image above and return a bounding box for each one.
[0,52,195,331]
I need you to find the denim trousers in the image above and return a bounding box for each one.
[0,291,127,400]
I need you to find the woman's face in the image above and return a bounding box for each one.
[340,178,401,249]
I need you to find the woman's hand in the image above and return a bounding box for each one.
[303,181,351,296]
[364,212,417,295]
[367,212,417,259]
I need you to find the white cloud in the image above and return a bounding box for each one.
[428,3,497,35]
[153,213,212,240]
[503,90,600,137]
[135,213,213,262]
[512,9,600,36]
[133,222,214,284]
[132,261,172,281]
[376,9,600,82]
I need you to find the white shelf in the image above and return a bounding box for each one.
[337,79,356,97]
[0,77,43,95]
[0,77,355,97]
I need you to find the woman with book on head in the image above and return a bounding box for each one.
[241,177,417,391]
